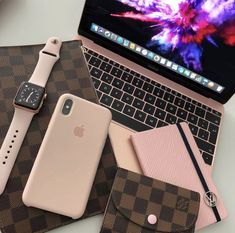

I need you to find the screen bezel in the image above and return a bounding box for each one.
[78,2,235,104]
[14,82,45,111]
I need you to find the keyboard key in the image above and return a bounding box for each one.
[100,62,112,73]
[87,49,98,57]
[208,123,219,144]
[100,94,113,106]
[123,83,134,94]
[181,94,187,100]
[144,104,156,115]
[205,112,221,125]
[165,113,177,124]
[145,115,158,127]
[155,98,166,110]
[132,77,143,88]
[151,80,160,87]
[123,105,135,117]
[174,97,185,108]
[195,107,205,118]
[111,99,124,112]
[166,103,177,115]
[96,90,102,99]
[134,88,145,99]
[133,98,144,110]
[92,77,101,89]
[176,92,182,97]
[198,118,209,130]
[122,93,134,105]
[155,108,166,120]
[84,52,91,61]
[141,75,151,82]
[102,56,109,63]
[192,100,197,105]
[166,87,171,93]
[198,129,209,141]
[145,93,156,104]
[111,108,150,132]
[134,110,147,122]
[208,123,219,134]
[176,108,187,120]
[121,72,133,83]
[185,97,192,102]
[171,90,177,95]
[157,120,168,127]
[161,85,167,91]
[143,83,154,93]
[202,152,213,165]
[90,67,102,79]
[111,67,123,78]
[195,137,215,154]
[99,83,112,94]
[110,88,123,99]
[120,65,130,72]
[212,109,222,117]
[98,54,106,61]
[187,113,198,125]
[130,70,140,77]
[101,73,113,84]
[185,103,195,113]
[189,124,199,136]
[112,78,124,89]
[164,92,174,103]
[202,104,209,110]
[109,60,119,67]
[89,57,102,67]
[153,87,164,98]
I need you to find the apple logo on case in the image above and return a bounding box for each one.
[74,125,85,137]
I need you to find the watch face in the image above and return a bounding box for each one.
[14,82,46,111]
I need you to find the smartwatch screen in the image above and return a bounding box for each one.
[14,82,45,111]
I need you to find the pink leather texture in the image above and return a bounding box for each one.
[131,122,227,230]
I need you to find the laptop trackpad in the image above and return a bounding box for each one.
[109,122,142,174]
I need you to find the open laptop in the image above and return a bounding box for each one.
[78,0,235,173]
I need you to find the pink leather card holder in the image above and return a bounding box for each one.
[131,122,227,230]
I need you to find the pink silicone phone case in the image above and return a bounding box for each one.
[131,122,227,230]
[23,94,112,219]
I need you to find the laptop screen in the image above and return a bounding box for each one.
[79,0,235,103]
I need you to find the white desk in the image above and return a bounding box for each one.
[0,0,234,232]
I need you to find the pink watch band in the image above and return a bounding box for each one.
[29,37,62,87]
[0,37,62,195]
[0,109,34,194]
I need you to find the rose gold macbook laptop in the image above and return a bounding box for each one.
[77,0,235,173]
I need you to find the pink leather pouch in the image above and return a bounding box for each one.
[131,122,227,230]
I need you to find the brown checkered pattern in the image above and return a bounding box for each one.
[0,40,117,233]
[101,168,200,233]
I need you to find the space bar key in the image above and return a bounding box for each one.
[109,108,151,132]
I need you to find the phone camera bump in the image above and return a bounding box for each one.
[62,99,73,115]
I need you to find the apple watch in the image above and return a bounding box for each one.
[0,37,62,195]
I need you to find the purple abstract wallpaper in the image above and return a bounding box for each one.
[111,0,235,73]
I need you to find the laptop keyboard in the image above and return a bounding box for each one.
[84,48,222,166]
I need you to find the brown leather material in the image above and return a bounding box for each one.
[0,40,117,233]
[101,168,200,233]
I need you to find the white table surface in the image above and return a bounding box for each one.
[0,0,234,233]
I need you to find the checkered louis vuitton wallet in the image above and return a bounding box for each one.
[101,168,200,233]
